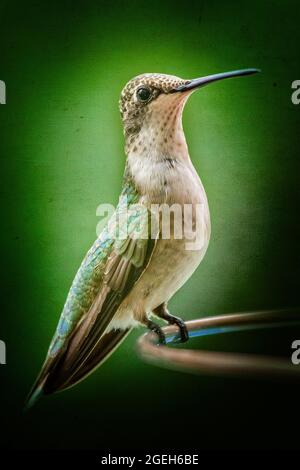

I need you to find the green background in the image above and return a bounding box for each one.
[0,0,299,450]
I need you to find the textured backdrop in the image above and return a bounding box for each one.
[0,0,299,450]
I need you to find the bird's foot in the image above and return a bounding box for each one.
[153,304,189,343]
[168,315,189,343]
[146,319,166,345]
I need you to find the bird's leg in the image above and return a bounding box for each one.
[153,303,189,343]
[143,317,166,345]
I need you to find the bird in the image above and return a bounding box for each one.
[25,68,259,409]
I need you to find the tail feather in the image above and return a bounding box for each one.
[24,373,48,412]
[46,328,131,393]
[24,328,131,409]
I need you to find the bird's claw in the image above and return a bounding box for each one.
[171,316,189,343]
[146,320,166,345]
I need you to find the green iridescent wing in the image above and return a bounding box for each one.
[46,179,139,357]
[26,178,158,402]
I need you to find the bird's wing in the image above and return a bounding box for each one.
[47,207,156,392]
[26,183,158,404]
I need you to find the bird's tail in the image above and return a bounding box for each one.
[47,328,131,393]
[24,328,131,410]
[24,373,49,412]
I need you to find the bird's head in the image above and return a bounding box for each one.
[120,69,259,160]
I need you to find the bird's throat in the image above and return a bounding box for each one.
[124,92,200,204]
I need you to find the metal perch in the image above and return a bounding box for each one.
[136,309,300,381]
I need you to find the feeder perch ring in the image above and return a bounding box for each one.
[136,309,300,381]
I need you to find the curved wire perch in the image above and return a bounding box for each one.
[136,309,300,381]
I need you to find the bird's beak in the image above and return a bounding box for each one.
[175,68,260,92]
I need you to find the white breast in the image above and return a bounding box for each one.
[108,155,211,331]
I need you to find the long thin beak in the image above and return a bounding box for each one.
[175,68,260,92]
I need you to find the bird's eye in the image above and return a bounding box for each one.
[137,87,151,102]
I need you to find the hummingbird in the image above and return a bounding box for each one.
[26,68,259,408]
